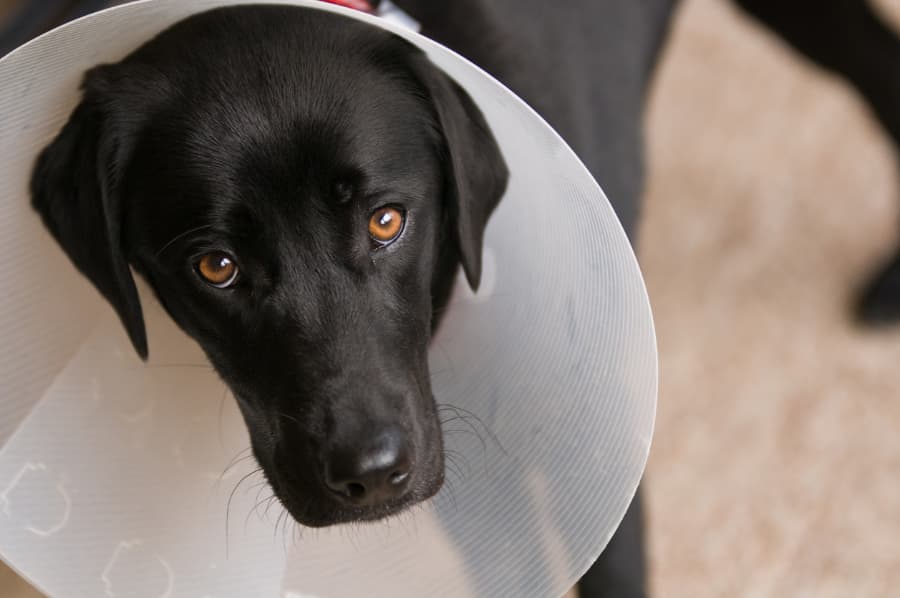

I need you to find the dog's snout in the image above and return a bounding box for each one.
[324,425,412,506]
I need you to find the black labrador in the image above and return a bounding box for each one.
[28,1,900,597]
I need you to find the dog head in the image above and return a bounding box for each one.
[30,6,507,526]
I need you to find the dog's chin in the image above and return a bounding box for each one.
[286,490,440,528]
[274,470,446,528]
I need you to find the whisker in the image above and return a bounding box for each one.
[263,495,281,519]
[443,427,483,443]
[274,509,287,544]
[247,488,273,528]
[440,414,487,455]
[444,448,470,480]
[225,467,261,559]
[438,403,507,456]
[214,447,253,489]
[282,516,294,556]
[250,481,272,515]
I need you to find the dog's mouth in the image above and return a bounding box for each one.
[262,444,445,528]
[273,479,445,528]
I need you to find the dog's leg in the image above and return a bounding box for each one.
[576,488,647,598]
[732,0,900,324]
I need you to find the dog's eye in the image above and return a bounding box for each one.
[195,251,239,288]
[368,206,405,244]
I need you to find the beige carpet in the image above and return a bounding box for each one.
[640,0,900,596]
[3,1,900,596]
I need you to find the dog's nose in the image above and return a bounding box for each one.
[324,425,412,506]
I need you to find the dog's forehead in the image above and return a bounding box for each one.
[121,8,444,243]
[169,90,435,216]
[157,43,438,194]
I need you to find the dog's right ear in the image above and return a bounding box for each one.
[30,65,148,359]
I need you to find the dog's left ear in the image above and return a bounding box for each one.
[411,57,509,290]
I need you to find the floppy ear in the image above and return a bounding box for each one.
[30,66,148,359]
[411,57,509,290]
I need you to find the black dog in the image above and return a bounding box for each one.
[28,1,900,597]
[31,6,507,528]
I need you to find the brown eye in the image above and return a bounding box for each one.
[368,206,405,244]
[195,251,239,288]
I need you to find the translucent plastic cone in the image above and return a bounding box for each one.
[0,1,657,596]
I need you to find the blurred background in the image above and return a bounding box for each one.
[642,0,900,595]
[2,0,899,596]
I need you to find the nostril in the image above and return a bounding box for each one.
[346,482,366,499]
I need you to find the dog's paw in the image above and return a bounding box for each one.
[856,246,900,327]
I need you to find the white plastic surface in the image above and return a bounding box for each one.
[0,1,657,596]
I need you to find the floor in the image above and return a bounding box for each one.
[640,0,900,596]
[3,0,900,596]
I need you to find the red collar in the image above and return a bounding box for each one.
[321,0,375,12]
